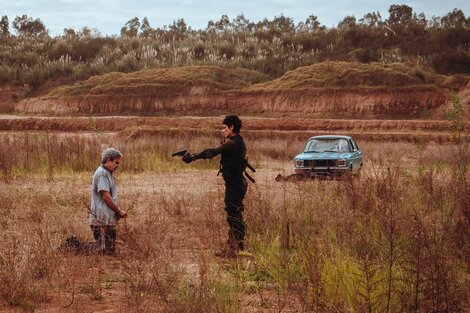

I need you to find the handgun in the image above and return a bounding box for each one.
[171,149,187,157]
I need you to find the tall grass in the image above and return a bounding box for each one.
[0,130,462,180]
[0,131,226,179]
[0,131,468,311]
[243,157,469,312]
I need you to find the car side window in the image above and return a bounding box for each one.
[350,140,359,151]
[349,140,355,151]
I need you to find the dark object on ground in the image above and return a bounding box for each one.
[59,235,100,254]
[275,173,309,182]
[171,149,187,157]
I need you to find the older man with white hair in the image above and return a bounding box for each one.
[90,147,127,254]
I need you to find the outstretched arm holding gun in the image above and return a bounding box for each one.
[171,149,215,163]
[172,141,236,163]
[172,143,256,182]
[172,115,254,258]
[171,150,187,157]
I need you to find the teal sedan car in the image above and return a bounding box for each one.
[294,135,363,178]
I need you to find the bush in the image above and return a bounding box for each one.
[348,48,374,63]
[193,44,205,60]
[217,44,236,60]
[432,51,470,74]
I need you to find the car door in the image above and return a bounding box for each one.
[349,139,363,174]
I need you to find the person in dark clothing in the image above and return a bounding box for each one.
[182,115,248,258]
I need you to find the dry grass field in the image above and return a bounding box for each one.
[0,129,469,313]
[0,54,468,313]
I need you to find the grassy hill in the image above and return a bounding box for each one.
[47,66,268,97]
[46,62,448,98]
[249,62,444,90]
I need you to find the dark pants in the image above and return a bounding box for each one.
[91,225,116,253]
[224,178,247,251]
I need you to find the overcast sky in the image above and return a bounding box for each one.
[1,0,468,36]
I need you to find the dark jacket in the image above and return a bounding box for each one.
[194,134,247,181]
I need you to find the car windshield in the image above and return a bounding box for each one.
[304,138,350,153]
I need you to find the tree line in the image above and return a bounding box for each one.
[0,5,469,95]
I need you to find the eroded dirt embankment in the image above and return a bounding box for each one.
[0,116,458,132]
[1,115,466,143]
[15,86,450,118]
[232,86,449,117]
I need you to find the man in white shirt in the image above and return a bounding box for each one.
[90,148,127,254]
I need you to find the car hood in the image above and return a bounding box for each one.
[295,152,352,160]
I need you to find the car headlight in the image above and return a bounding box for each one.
[295,159,304,167]
[336,159,347,167]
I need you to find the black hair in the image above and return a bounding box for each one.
[223,115,242,133]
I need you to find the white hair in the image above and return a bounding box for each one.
[101,148,123,164]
